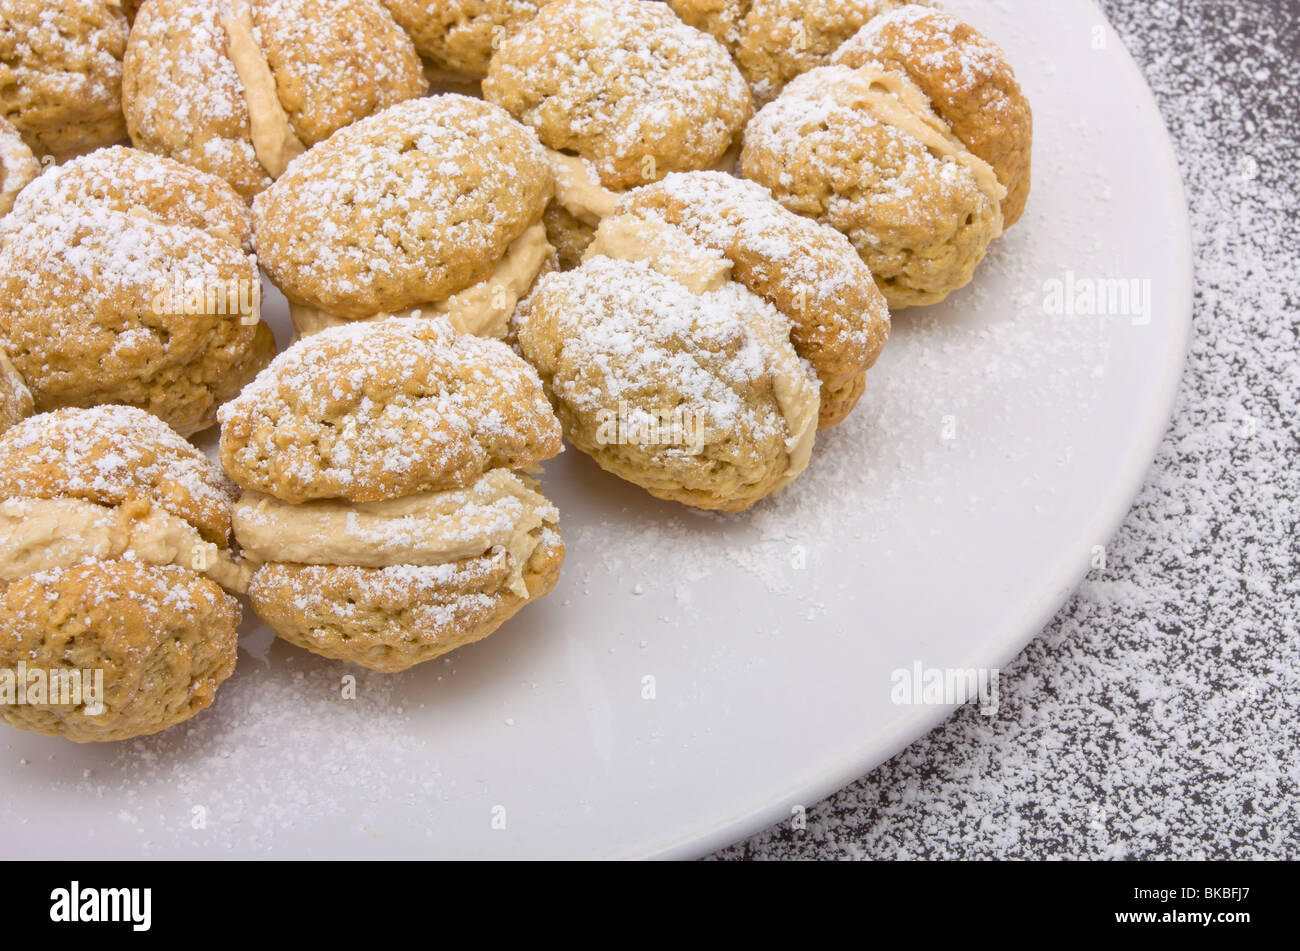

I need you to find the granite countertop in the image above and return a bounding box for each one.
[718,0,1300,860]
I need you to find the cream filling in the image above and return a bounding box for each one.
[545,135,737,224]
[729,284,819,487]
[232,469,557,597]
[222,0,306,178]
[433,221,552,336]
[545,142,737,225]
[0,497,251,594]
[546,150,620,225]
[585,212,819,483]
[288,302,359,338]
[585,214,733,294]
[767,345,819,486]
[836,67,1006,236]
[290,221,552,339]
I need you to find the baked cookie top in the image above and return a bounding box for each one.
[382,0,556,80]
[833,4,1032,225]
[9,143,253,248]
[0,147,275,435]
[123,0,268,198]
[0,405,240,546]
[123,0,427,199]
[483,0,752,191]
[0,0,129,157]
[253,95,553,320]
[219,317,563,503]
[619,171,889,426]
[253,0,426,145]
[669,0,933,104]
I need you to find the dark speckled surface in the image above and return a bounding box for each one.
[717,0,1300,860]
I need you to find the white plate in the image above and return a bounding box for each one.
[0,0,1190,859]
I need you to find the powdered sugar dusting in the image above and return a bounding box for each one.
[251,95,551,316]
[836,4,1009,95]
[219,316,562,502]
[483,0,752,189]
[60,653,443,854]
[123,0,267,195]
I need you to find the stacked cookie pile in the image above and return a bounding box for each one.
[0,0,1031,742]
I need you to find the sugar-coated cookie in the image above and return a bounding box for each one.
[485,0,751,191]
[253,95,555,339]
[618,172,890,427]
[740,5,1031,308]
[0,147,276,435]
[833,4,1032,226]
[512,171,890,510]
[483,0,752,263]
[0,0,129,158]
[219,318,565,672]
[0,406,246,742]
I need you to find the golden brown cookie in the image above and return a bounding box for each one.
[381,0,555,81]
[669,0,934,104]
[0,405,244,547]
[0,147,276,435]
[619,171,889,427]
[219,317,562,503]
[253,95,555,337]
[0,405,246,742]
[123,0,428,199]
[220,317,565,672]
[741,63,1006,308]
[0,0,129,158]
[515,233,822,511]
[833,4,1031,226]
[0,116,39,218]
[0,561,239,742]
[483,0,752,192]
[0,405,250,591]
